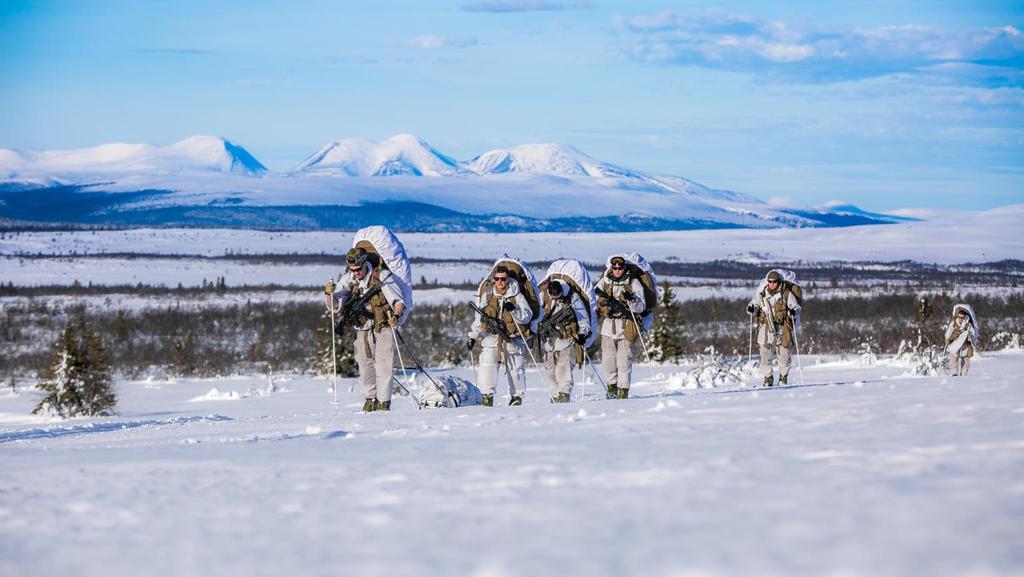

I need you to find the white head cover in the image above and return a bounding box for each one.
[486,254,543,333]
[952,303,981,340]
[352,225,414,325]
[543,259,598,348]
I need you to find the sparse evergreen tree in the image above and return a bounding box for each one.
[172,332,199,376]
[112,309,130,343]
[649,281,687,363]
[34,319,116,417]
[80,320,116,414]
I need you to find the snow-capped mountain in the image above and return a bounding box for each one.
[293,133,469,177]
[0,136,266,180]
[469,143,627,177]
[0,134,910,231]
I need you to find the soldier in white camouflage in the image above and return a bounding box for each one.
[595,255,646,399]
[746,270,801,386]
[325,247,406,411]
[541,279,590,403]
[944,304,979,376]
[466,265,533,406]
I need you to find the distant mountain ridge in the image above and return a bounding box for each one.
[0,134,910,231]
[293,134,469,177]
[0,136,266,179]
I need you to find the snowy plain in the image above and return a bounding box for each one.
[1,352,1023,577]
[2,203,1021,263]
[2,207,1022,577]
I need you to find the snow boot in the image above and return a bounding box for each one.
[377,400,391,411]
[508,396,522,406]
[779,374,788,385]
[763,375,774,387]
[616,387,629,399]
[482,394,494,407]
[362,398,377,412]
[554,392,570,403]
[606,384,619,400]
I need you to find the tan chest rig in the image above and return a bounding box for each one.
[543,295,581,340]
[757,286,794,347]
[481,285,530,339]
[600,277,640,342]
[351,268,393,331]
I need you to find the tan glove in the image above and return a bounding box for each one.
[387,315,399,328]
[324,279,336,295]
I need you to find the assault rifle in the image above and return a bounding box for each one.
[529,304,575,347]
[595,287,633,319]
[468,301,515,342]
[334,283,385,335]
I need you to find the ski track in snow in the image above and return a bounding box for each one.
[0,414,232,443]
[1,353,1023,577]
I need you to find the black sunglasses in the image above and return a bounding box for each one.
[493,276,509,282]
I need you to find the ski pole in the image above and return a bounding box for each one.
[394,328,459,407]
[390,376,423,410]
[584,349,608,395]
[747,313,753,364]
[576,347,583,403]
[628,309,657,381]
[327,277,339,407]
[515,321,551,402]
[792,322,805,386]
[389,327,419,408]
[971,341,988,376]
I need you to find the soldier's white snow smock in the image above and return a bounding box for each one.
[595,255,646,396]
[747,269,802,385]
[468,277,533,401]
[945,303,980,376]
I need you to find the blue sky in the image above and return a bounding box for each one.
[1,0,1021,211]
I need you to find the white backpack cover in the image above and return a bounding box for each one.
[755,268,801,295]
[352,225,414,325]
[415,375,483,408]
[542,259,598,348]
[605,252,659,331]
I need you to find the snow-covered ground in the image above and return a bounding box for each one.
[2,352,1022,577]
[2,204,1021,263]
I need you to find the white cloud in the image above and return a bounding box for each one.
[408,35,480,49]
[615,10,1024,81]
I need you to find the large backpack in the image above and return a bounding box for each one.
[604,253,658,331]
[541,259,598,348]
[477,255,543,334]
[351,226,414,325]
[758,268,803,306]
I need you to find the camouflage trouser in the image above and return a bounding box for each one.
[544,347,575,397]
[477,338,526,398]
[601,336,633,390]
[949,354,971,376]
[354,327,396,403]
[759,343,792,378]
